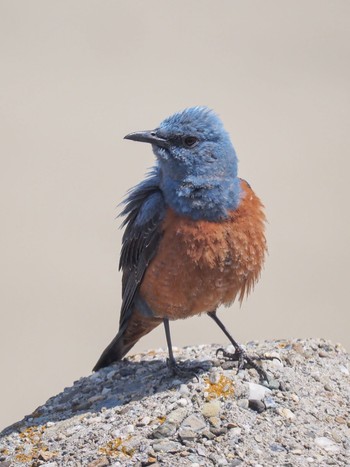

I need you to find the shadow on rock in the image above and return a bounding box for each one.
[0,356,213,437]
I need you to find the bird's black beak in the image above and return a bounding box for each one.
[124,130,169,148]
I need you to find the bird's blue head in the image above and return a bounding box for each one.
[124,107,242,220]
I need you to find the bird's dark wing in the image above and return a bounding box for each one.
[118,172,166,331]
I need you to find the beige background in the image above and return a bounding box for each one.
[1,0,349,431]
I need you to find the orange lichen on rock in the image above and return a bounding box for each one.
[99,437,134,458]
[205,374,235,400]
[14,426,57,463]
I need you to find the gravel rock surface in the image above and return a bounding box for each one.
[1,338,349,466]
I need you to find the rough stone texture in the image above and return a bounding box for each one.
[0,339,349,466]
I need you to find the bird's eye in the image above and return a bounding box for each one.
[183,136,198,148]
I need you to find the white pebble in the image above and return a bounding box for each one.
[315,437,340,453]
[140,416,151,425]
[125,424,134,433]
[179,383,190,394]
[177,398,188,406]
[248,382,271,401]
[277,407,296,420]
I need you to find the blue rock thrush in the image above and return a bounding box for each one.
[93,107,268,380]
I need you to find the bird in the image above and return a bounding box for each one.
[93,107,268,380]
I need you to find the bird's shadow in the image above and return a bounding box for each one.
[0,356,215,437]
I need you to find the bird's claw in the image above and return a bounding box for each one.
[166,358,200,381]
[216,347,270,383]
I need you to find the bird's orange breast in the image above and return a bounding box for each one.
[139,180,266,320]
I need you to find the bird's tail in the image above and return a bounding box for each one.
[93,309,162,372]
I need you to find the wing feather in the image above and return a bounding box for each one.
[118,170,165,329]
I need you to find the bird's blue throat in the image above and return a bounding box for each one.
[160,172,242,221]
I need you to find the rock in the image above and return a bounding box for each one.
[314,437,340,453]
[179,384,190,395]
[334,416,346,424]
[270,443,286,452]
[38,450,57,461]
[237,399,249,409]
[248,383,271,401]
[266,379,280,390]
[196,445,208,457]
[229,427,242,437]
[166,407,188,425]
[210,426,227,436]
[177,398,188,407]
[208,370,221,384]
[1,339,349,467]
[87,458,109,467]
[208,416,221,428]
[138,416,151,426]
[178,428,197,441]
[331,429,342,443]
[152,407,187,438]
[201,428,215,439]
[276,407,296,420]
[201,400,221,418]
[248,400,266,413]
[152,440,182,453]
[229,460,243,466]
[181,414,206,433]
[264,396,277,409]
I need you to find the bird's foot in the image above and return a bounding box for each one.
[216,347,273,383]
[166,358,202,381]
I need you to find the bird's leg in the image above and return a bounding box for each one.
[207,311,271,383]
[163,318,201,379]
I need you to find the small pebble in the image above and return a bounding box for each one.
[237,399,249,409]
[179,384,190,395]
[201,400,221,418]
[266,379,280,390]
[152,440,182,453]
[177,398,188,407]
[208,371,221,384]
[334,416,346,424]
[178,427,197,441]
[276,407,296,420]
[139,416,151,426]
[181,414,206,432]
[264,395,277,409]
[209,416,221,428]
[314,437,340,453]
[248,400,266,413]
[248,383,271,401]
